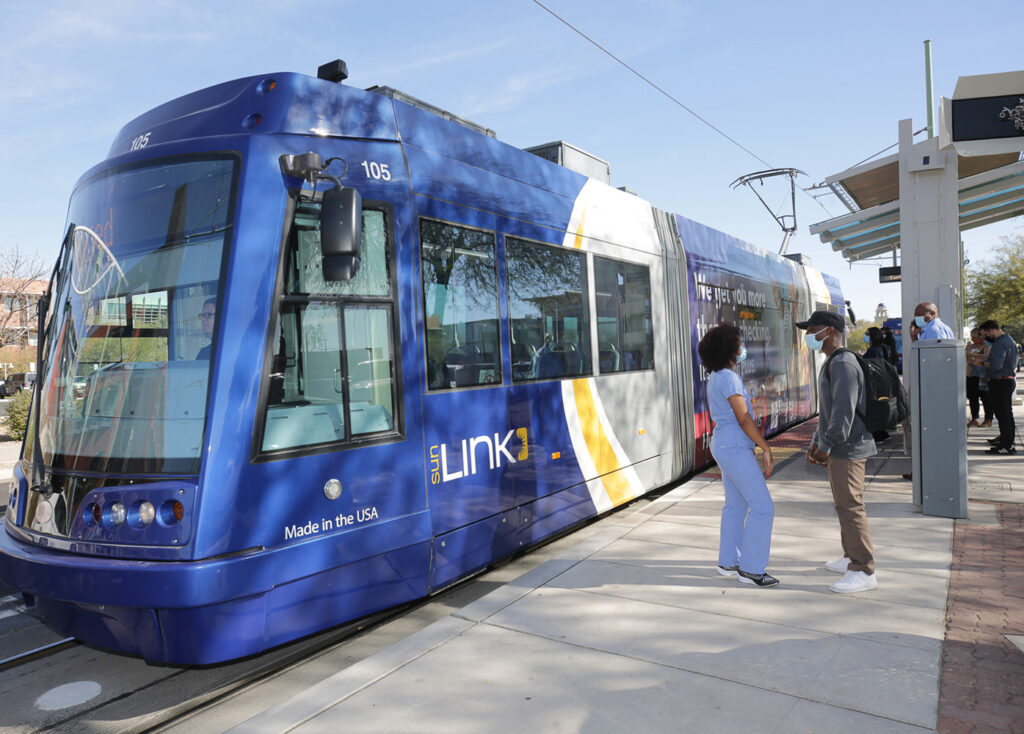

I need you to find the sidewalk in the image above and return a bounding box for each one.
[203,401,1023,734]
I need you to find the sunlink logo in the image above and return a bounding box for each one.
[429,428,529,484]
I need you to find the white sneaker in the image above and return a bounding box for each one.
[830,570,878,594]
[825,556,851,574]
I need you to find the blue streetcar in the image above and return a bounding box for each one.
[0,62,844,664]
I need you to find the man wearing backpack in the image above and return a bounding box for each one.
[798,310,879,594]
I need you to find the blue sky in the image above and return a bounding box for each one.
[1,0,1021,321]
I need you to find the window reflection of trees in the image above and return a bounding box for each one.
[506,237,590,382]
[420,220,501,390]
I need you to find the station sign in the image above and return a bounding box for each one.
[951,94,1024,142]
[940,71,1024,156]
[879,266,901,283]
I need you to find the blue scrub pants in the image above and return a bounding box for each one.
[712,444,775,575]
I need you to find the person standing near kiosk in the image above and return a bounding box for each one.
[978,320,1017,455]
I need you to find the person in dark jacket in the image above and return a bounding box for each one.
[862,327,894,442]
[863,327,892,362]
[196,298,216,360]
[798,310,878,594]
[978,320,1017,455]
[880,327,900,367]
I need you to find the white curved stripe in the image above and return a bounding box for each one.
[588,379,644,496]
[561,380,613,512]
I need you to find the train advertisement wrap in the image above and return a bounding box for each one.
[680,215,823,467]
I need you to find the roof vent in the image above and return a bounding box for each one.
[524,141,611,184]
[318,60,349,83]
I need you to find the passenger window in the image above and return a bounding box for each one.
[420,220,501,390]
[594,257,655,373]
[506,237,591,382]
[259,204,399,454]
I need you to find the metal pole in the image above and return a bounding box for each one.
[924,40,935,139]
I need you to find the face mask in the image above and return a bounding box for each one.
[971,336,982,344]
[736,345,747,364]
[985,338,993,345]
[914,315,928,328]
[863,335,871,344]
[804,330,826,351]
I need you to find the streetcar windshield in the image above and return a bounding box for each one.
[26,156,236,475]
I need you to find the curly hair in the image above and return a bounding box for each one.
[698,323,741,372]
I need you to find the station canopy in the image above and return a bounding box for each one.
[810,150,1024,261]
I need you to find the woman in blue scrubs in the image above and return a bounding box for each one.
[698,323,778,587]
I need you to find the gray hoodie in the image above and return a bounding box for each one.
[814,349,878,460]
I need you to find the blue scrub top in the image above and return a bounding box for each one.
[708,368,754,449]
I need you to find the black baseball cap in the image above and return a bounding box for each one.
[795,310,845,332]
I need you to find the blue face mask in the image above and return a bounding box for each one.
[985,338,993,345]
[736,345,747,364]
[804,330,826,351]
[914,315,928,328]
[863,335,871,344]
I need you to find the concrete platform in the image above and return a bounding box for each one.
[2,391,1020,732]
[212,398,1023,734]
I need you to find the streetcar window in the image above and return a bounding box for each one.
[505,237,591,382]
[594,257,654,373]
[26,155,237,476]
[263,303,347,449]
[287,209,390,297]
[420,220,501,390]
[259,206,399,454]
[345,306,395,435]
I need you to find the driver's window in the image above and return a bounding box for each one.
[259,205,400,456]
[420,219,501,390]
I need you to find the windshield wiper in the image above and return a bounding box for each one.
[29,223,74,494]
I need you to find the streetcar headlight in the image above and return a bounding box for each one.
[128,500,156,529]
[86,503,101,527]
[137,501,155,526]
[108,502,127,526]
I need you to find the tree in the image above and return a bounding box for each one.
[0,245,48,349]
[1,387,32,440]
[965,233,1024,343]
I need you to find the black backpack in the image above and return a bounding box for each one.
[824,348,909,432]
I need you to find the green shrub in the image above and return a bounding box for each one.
[2,388,33,440]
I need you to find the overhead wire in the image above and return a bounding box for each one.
[531,0,834,217]
[531,0,773,170]
[843,127,929,172]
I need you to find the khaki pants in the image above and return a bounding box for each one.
[827,457,875,575]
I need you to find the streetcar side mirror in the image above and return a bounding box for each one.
[320,186,363,281]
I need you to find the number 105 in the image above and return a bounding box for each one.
[360,160,391,181]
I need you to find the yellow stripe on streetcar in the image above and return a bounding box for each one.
[572,209,587,249]
[571,378,632,505]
